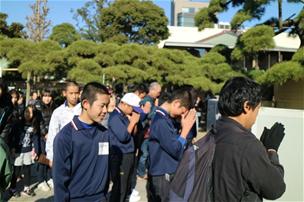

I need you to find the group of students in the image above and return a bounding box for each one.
[0,82,56,199]
[48,80,198,202]
[1,76,286,202]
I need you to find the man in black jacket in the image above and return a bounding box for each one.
[213,77,286,201]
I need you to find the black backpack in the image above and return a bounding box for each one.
[170,128,216,202]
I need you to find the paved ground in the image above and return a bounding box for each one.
[5,179,148,202]
[5,131,206,202]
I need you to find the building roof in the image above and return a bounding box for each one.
[159,26,301,52]
[158,26,224,48]
[273,32,301,51]
[197,31,240,48]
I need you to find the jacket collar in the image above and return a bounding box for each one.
[219,116,251,133]
[114,107,129,120]
[71,116,96,131]
[156,107,169,117]
[114,107,122,114]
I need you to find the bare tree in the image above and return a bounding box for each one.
[25,0,51,103]
[26,0,51,42]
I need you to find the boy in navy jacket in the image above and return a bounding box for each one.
[108,93,142,202]
[148,88,196,202]
[53,82,110,202]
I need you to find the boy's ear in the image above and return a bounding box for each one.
[172,99,181,107]
[82,99,89,110]
[243,101,251,114]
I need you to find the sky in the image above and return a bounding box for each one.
[0,0,303,30]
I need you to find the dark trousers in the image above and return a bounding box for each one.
[110,153,135,202]
[10,165,31,189]
[22,165,31,187]
[130,152,139,190]
[147,174,174,202]
[36,163,51,183]
[10,166,22,189]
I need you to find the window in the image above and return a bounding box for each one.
[188,0,209,2]
[181,7,195,13]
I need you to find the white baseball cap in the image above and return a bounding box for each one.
[121,93,143,114]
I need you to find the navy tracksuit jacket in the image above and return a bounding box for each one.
[53,116,109,202]
[148,108,187,176]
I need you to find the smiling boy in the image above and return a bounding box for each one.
[53,82,110,202]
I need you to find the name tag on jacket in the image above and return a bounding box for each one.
[98,142,109,155]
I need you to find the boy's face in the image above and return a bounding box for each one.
[170,100,188,118]
[85,93,110,123]
[65,85,80,107]
[121,102,134,115]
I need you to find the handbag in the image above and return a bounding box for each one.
[37,154,50,166]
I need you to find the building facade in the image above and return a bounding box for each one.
[159,26,303,109]
[171,0,209,27]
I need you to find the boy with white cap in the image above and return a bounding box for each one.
[108,93,142,202]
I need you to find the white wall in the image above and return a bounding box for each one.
[252,107,304,202]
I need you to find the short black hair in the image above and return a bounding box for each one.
[81,82,110,106]
[167,87,195,109]
[158,91,171,106]
[65,80,79,91]
[179,85,197,109]
[218,77,262,117]
[134,83,148,94]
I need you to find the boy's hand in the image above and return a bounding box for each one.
[130,112,140,124]
[181,108,196,138]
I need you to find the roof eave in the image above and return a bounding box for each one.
[163,42,299,52]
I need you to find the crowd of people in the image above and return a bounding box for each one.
[0,77,286,202]
[0,84,57,199]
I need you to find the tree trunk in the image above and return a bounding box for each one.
[37,76,41,96]
[252,55,259,70]
[278,0,283,30]
[26,71,31,105]
[300,32,304,48]
[33,75,37,84]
